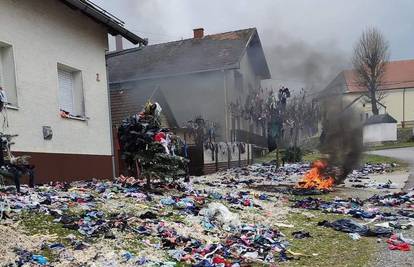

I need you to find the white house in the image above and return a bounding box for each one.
[323,60,414,128]
[363,114,398,144]
[0,0,146,183]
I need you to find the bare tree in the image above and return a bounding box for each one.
[352,27,389,115]
[285,89,318,149]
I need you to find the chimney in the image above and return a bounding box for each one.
[115,35,123,51]
[193,28,204,39]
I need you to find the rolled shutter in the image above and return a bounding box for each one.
[58,68,74,114]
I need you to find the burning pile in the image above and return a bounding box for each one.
[296,160,335,190]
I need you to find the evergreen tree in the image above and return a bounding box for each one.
[118,102,188,188]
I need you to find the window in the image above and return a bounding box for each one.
[0,42,17,106]
[57,64,85,117]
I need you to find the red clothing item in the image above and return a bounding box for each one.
[212,256,231,266]
[154,132,166,142]
[388,242,410,251]
[387,234,411,251]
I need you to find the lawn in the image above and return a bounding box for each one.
[254,149,285,164]
[280,211,377,267]
[367,141,414,151]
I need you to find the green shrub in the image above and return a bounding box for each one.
[282,146,303,163]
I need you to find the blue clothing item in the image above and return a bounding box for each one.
[160,197,175,205]
[32,255,48,265]
[122,251,134,261]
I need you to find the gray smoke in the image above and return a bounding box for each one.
[262,30,349,91]
[319,95,363,184]
[95,0,352,92]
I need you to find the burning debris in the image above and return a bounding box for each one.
[296,160,335,190]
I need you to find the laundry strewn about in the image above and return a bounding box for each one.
[0,0,414,266]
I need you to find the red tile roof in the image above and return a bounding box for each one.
[344,59,414,93]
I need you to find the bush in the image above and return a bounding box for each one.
[282,146,303,163]
[397,128,414,142]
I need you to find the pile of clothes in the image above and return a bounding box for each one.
[346,163,398,188]
[0,175,289,266]
[293,191,414,239]
[216,162,310,187]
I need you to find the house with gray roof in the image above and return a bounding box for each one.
[0,0,144,183]
[107,28,271,175]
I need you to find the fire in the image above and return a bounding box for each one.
[296,160,335,190]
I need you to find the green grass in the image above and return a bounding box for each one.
[120,235,149,254]
[302,152,323,162]
[19,212,84,263]
[20,212,82,240]
[254,149,285,164]
[367,141,414,151]
[281,211,377,267]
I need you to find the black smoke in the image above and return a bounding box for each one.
[319,96,363,184]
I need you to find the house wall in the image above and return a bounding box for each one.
[345,88,414,127]
[0,0,112,182]
[363,123,397,143]
[226,51,265,139]
[112,71,227,140]
[161,72,227,139]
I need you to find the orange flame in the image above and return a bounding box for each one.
[296,160,335,190]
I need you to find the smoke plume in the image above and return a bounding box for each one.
[262,29,349,91]
[319,95,363,184]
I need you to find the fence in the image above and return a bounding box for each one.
[202,142,253,175]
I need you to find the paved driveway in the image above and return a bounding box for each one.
[367,147,414,189]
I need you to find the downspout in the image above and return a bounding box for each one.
[105,61,116,178]
[403,88,406,128]
[223,70,229,141]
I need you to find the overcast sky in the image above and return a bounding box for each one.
[93,0,414,90]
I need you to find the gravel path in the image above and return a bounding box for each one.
[367,148,414,267]
[367,147,414,190]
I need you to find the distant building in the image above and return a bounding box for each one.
[323,59,414,128]
[107,28,271,175]
[363,114,398,144]
[0,0,145,183]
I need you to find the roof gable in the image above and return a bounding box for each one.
[365,114,397,125]
[107,28,270,83]
[344,59,414,93]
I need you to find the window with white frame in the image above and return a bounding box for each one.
[57,64,85,117]
[0,42,18,106]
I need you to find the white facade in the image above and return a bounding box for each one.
[0,0,111,155]
[363,123,397,144]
